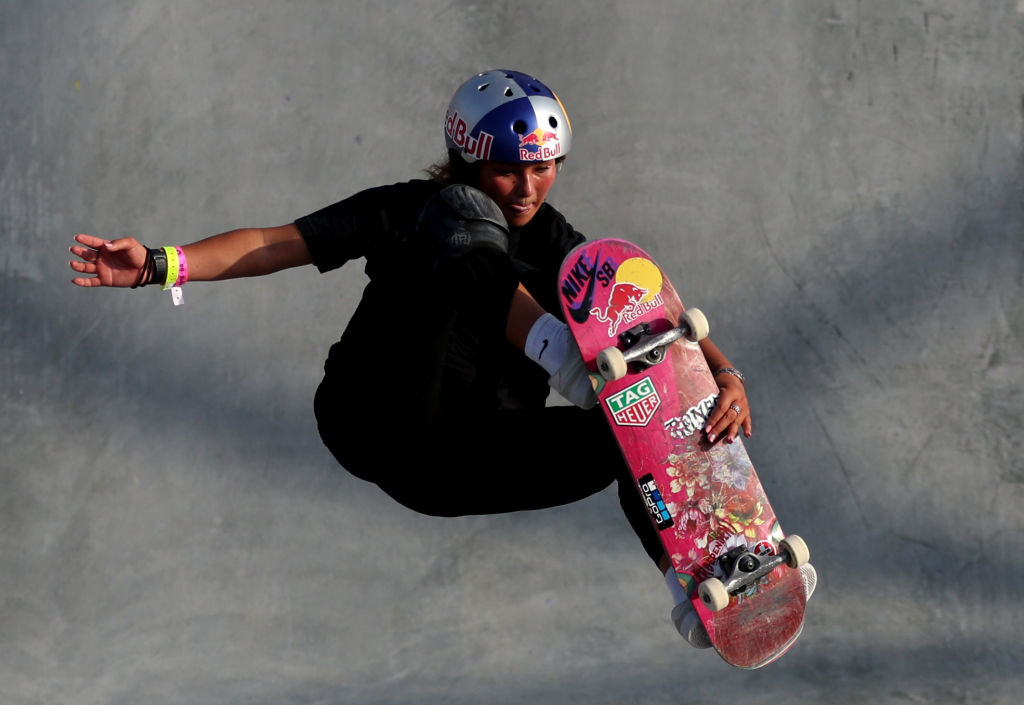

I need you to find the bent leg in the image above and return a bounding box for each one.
[318,390,665,567]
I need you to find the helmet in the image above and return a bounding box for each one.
[444,69,572,164]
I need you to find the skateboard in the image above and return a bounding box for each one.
[557,238,809,669]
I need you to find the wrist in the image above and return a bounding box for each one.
[713,367,745,387]
[524,313,569,377]
[132,246,189,291]
[151,247,168,287]
[132,248,159,288]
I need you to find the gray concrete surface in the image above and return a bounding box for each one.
[3,1,1023,703]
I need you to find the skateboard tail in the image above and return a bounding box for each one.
[714,619,804,670]
[696,566,807,669]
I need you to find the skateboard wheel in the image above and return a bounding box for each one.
[699,578,730,612]
[681,308,709,343]
[780,534,810,569]
[597,346,628,381]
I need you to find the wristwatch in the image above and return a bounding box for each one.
[713,367,745,386]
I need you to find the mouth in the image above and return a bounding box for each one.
[505,202,535,218]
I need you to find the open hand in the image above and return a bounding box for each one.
[70,234,148,288]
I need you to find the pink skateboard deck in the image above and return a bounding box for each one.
[558,237,807,669]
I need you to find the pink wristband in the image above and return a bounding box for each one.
[174,246,189,286]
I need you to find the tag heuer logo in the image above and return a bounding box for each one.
[606,376,661,427]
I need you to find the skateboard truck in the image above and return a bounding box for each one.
[698,535,810,612]
[597,309,710,381]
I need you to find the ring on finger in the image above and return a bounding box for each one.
[729,403,742,414]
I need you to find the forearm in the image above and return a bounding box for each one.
[506,283,546,349]
[181,224,312,281]
[699,337,733,376]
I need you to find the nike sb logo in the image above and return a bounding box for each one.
[560,250,618,323]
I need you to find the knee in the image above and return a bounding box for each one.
[417,184,509,258]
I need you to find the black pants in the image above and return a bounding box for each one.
[313,249,664,566]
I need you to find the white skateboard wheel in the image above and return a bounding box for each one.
[681,308,709,342]
[597,346,628,381]
[699,578,730,612]
[780,535,810,569]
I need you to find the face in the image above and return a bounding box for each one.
[475,160,558,228]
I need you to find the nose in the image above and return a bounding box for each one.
[515,172,536,198]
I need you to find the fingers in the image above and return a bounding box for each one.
[70,235,112,272]
[104,236,140,252]
[705,409,745,444]
[73,233,109,249]
[704,391,751,444]
[72,234,140,252]
[71,275,103,287]
[70,245,98,263]
[69,257,99,287]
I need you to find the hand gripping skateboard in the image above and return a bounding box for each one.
[557,238,810,669]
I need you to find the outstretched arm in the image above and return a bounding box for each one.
[70,224,312,288]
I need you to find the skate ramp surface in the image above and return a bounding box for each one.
[3,2,1023,703]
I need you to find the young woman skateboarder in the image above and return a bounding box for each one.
[70,69,813,649]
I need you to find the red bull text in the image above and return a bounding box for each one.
[590,283,664,338]
[518,128,562,161]
[446,110,494,161]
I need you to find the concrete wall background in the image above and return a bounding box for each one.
[3,1,1022,703]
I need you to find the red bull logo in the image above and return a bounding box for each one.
[518,128,562,161]
[446,110,494,161]
[589,257,665,337]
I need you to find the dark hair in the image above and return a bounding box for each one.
[425,150,479,186]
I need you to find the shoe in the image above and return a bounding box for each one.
[416,184,508,258]
[800,562,817,600]
[672,563,817,649]
[671,600,713,649]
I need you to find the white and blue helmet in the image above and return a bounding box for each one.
[444,69,573,164]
